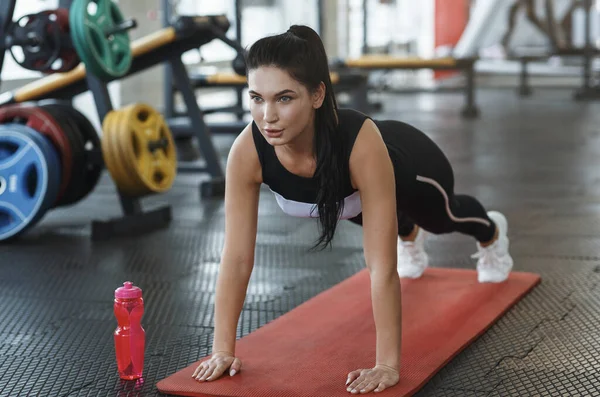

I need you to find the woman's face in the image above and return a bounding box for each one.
[248,66,324,147]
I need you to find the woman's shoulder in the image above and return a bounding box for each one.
[336,108,373,151]
[227,122,263,184]
[337,108,372,126]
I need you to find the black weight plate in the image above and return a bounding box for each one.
[37,100,102,202]
[38,104,87,207]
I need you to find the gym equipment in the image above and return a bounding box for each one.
[340,55,462,69]
[0,15,232,196]
[0,104,73,203]
[101,104,176,197]
[38,104,86,207]
[157,268,540,396]
[49,103,103,202]
[35,104,85,208]
[0,11,241,240]
[160,0,249,143]
[69,0,136,80]
[334,55,479,118]
[0,123,61,241]
[232,53,246,76]
[4,8,79,74]
[37,102,103,206]
[500,0,582,56]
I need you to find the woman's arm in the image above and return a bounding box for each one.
[211,124,262,355]
[349,118,402,370]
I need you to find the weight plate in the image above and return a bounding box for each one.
[101,104,177,197]
[112,109,146,196]
[9,11,60,73]
[38,104,87,207]
[118,104,177,194]
[69,0,132,80]
[49,8,80,73]
[0,123,61,241]
[0,104,73,204]
[37,101,102,202]
[8,8,78,74]
[100,111,124,193]
[106,109,146,196]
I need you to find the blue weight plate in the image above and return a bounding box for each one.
[0,124,61,241]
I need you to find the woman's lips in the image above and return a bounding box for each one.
[264,128,283,137]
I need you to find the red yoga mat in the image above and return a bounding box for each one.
[157,268,540,397]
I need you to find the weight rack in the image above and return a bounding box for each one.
[64,0,178,241]
[0,0,229,241]
[162,0,248,138]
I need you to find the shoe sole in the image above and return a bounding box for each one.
[398,268,426,279]
[478,272,509,283]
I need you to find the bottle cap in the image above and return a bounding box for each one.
[115,281,142,299]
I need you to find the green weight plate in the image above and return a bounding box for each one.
[69,0,132,80]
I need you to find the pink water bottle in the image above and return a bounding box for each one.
[114,281,145,380]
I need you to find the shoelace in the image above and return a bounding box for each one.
[400,242,423,258]
[471,245,501,268]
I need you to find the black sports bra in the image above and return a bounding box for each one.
[251,108,370,219]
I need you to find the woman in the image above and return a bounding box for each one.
[191,25,513,394]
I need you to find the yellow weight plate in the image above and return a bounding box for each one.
[102,110,143,196]
[101,111,124,190]
[112,109,148,196]
[117,108,147,194]
[102,104,177,197]
[117,103,177,194]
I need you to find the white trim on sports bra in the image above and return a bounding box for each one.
[271,189,362,219]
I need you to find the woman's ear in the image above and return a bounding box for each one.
[312,82,326,109]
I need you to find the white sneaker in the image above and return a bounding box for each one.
[397,227,429,279]
[472,211,514,283]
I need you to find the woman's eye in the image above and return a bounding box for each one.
[279,96,291,102]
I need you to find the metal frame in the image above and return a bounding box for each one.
[572,0,598,100]
[162,0,246,141]
[317,0,324,37]
[336,59,480,118]
[234,0,244,114]
[362,0,368,54]
[0,0,18,92]
[514,0,600,100]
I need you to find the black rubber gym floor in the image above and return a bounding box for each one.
[2,87,599,396]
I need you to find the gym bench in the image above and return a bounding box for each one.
[334,55,480,118]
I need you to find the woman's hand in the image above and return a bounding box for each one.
[192,351,242,382]
[345,364,400,394]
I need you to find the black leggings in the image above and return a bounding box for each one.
[349,120,496,243]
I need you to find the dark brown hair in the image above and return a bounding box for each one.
[245,25,346,250]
